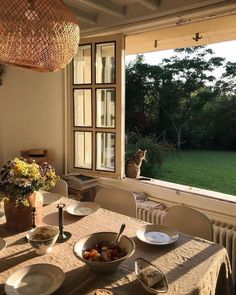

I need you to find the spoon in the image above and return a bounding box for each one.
[112,223,126,245]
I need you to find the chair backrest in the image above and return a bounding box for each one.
[95,188,137,218]
[164,205,213,241]
[50,179,68,198]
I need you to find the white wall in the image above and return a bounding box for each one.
[0,66,65,175]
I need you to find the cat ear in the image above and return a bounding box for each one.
[138,149,141,151]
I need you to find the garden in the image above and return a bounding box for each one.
[125,45,236,195]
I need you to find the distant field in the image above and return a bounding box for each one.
[158,150,236,196]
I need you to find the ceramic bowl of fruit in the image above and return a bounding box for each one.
[74,232,135,273]
[26,226,59,255]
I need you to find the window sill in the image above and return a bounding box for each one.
[137,177,236,204]
[98,176,236,225]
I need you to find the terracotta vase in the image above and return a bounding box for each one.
[4,191,43,232]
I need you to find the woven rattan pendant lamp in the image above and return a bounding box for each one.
[0,0,80,72]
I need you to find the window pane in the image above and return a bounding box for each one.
[74,89,92,127]
[96,42,115,84]
[96,89,115,128]
[96,132,115,171]
[75,132,92,169]
[74,44,91,84]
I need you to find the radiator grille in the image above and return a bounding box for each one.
[212,222,236,285]
[137,205,236,285]
[137,206,167,224]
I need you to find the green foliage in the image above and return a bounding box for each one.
[126,45,236,151]
[184,95,236,150]
[126,55,159,132]
[152,46,224,150]
[213,96,236,149]
[216,61,236,95]
[126,130,175,178]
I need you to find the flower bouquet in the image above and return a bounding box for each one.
[0,158,58,231]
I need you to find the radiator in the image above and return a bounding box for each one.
[137,204,236,285]
[212,222,236,285]
[137,205,167,224]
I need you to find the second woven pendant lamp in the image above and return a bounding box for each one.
[0,0,80,72]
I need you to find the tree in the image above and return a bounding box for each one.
[126,55,159,133]
[215,61,236,95]
[125,46,236,151]
[213,96,236,149]
[152,46,224,151]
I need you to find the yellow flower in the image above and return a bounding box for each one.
[0,157,58,203]
[29,163,41,180]
[14,158,29,176]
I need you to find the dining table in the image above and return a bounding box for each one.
[0,196,234,295]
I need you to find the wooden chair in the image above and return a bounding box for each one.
[50,179,68,198]
[95,187,137,218]
[164,205,213,241]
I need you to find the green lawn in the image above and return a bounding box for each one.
[158,150,236,196]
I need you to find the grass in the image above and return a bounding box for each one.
[157,150,236,196]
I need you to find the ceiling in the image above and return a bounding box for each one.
[64,0,236,38]
[62,0,236,55]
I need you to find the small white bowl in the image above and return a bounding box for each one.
[74,232,135,273]
[26,226,59,255]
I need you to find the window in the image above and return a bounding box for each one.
[67,35,125,177]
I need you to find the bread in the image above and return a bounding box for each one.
[139,265,164,287]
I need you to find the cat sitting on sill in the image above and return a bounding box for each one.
[125,149,147,179]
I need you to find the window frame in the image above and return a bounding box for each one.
[95,87,116,129]
[95,41,116,85]
[73,88,93,128]
[73,130,93,170]
[72,43,92,86]
[66,34,125,178]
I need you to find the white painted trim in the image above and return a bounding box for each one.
[99,177,236,225]
[81,1,236,37]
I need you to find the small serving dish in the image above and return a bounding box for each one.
[135,258,168,294]
[26,226,59,255]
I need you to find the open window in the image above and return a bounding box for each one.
[67,34,125,178]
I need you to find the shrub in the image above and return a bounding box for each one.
[126,130,175,178]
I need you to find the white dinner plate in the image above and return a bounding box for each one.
[41,191,62,205]
[4,264,65,295]
[136,225,179,245]
[0,237,7,252]
[66,202,101,216]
